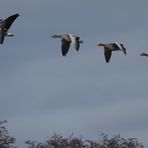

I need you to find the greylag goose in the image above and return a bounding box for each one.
[51,34,83,56]
[98,42,126,63]
[140,53,148,57]
[0,13,19,44]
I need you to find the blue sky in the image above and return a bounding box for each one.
[0,0,148,147]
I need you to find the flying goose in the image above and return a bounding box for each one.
[0,13,19,44]
[140,53,148,57]
[51,34,83,56]
[98,42,126,63]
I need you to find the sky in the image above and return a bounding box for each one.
[0,0,148,147]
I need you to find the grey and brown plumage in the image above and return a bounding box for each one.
[0,13,19,44]
[98,42,126,63]
[51,34,83,56]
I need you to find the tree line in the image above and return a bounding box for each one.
[0,120,144,148]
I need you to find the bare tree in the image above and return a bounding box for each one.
[25,134,144,148]
[95,134,144,148]
[0,120,16,148]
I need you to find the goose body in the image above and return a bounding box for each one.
[51,34,83,56]
[98,42,126,63]
[0,13,19,44]
[140,53,148,57]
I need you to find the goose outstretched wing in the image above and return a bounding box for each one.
[0,28,5,44]
[1,13,19,30]
[104,48,112,63]
[74,37,80,51]
[61,39,71,56]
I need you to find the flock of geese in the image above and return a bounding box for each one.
[0,13,148,63]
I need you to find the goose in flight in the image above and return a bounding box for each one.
[98,42,126,63]
[140,53,148,57]
[0,13,19,44]
[51,34,83,56]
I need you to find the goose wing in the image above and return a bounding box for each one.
[74,37,80,51]
[0,28,5,44]
[1,14,19,30]
[61,39,70,56]
[69,34,80,51]
[104,48,112,63]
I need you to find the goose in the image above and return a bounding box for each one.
[0,13,19,44]
[140,53,148,57]
[97,42,126,63]
[51,34,83,56]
